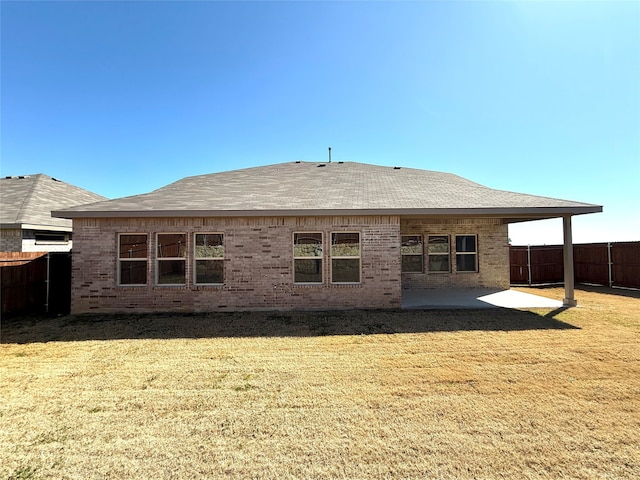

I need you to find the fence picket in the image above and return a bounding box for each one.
[510,241,640,289]
[0,252,71,315]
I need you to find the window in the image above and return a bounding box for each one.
[157,233,186,285]
[331,232,360,283]
[428,235,450,273]
[401,235,423,273]
[293,232,323,283]
[35,233,69,245]
[456,235,478,272]
[194,233,224,284]
[118,234,148,285]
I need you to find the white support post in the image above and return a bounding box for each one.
[563,215,577,307]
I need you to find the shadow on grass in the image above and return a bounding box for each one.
[524,284,640,300]
[544,307,571,318]
[1,308,579,344]
[577,284,640,299]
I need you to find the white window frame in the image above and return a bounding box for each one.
[193,232,224,285]
[293,232,324,284]
[156,233,187,286]
[455,234,478,273]
[117,233,148,286]
[401,235,423,273]
[330,231,361,284]
[427,235,450,273]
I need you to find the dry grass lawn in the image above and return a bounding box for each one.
[1,286,638,479]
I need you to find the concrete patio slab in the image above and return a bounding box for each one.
[402,288,564,309]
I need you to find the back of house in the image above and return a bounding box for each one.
[53,161,601,313]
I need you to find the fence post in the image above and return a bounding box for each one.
[45,252,50,313]
[527,244,532,286]
[607,242,613,288]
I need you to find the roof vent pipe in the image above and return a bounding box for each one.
[328,146,332,163]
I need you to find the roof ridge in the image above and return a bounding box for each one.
[13,174,43,223]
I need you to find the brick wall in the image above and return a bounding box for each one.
[70,216,402,313]
[0,229,22,252]
[400,218,510,290]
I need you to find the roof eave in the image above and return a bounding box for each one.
[52,205,602,220]
[0,223,22,229]
[21,223,73,232]
[1,222,72,232]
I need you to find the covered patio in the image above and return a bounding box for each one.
[401,212,598,309]
[402,288,564,309]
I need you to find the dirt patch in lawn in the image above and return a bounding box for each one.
[1,286,638,479]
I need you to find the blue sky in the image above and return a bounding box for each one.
[2,1,638,245]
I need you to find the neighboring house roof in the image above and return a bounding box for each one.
[1,174,107,231]
[53,161,602,222]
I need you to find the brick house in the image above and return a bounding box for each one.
[54,161,601,313]
[1,174,106,252]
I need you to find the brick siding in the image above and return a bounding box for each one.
[70,215,510,313]
[70,216,402,313]
[0,229,22,252]
[400,218,510,290]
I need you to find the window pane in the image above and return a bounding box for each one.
[294,259,323,283]
[195,234,224,258]
[332,258,360,283]
[331,233,360,256]
[429,255,450,272]
[195,259,223,284]
[35,233,68,244]
[428,236,449,254]
[158,259,185,284]
[456,235,476,253]
[402,255,423,273]
[457,254,477,272]
[401,236,422,255]
[157,234,186,258]
[293,233,322,257]
[119,235,147,259]
[120,260,147,285]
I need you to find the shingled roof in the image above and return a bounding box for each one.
[53,162,601,221]
[1,174,107,230]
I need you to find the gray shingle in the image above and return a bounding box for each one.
[1,174,106,229]
[53,162,601,219]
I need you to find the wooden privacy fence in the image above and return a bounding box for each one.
[510,241,640,289]
[0,252,72,316]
